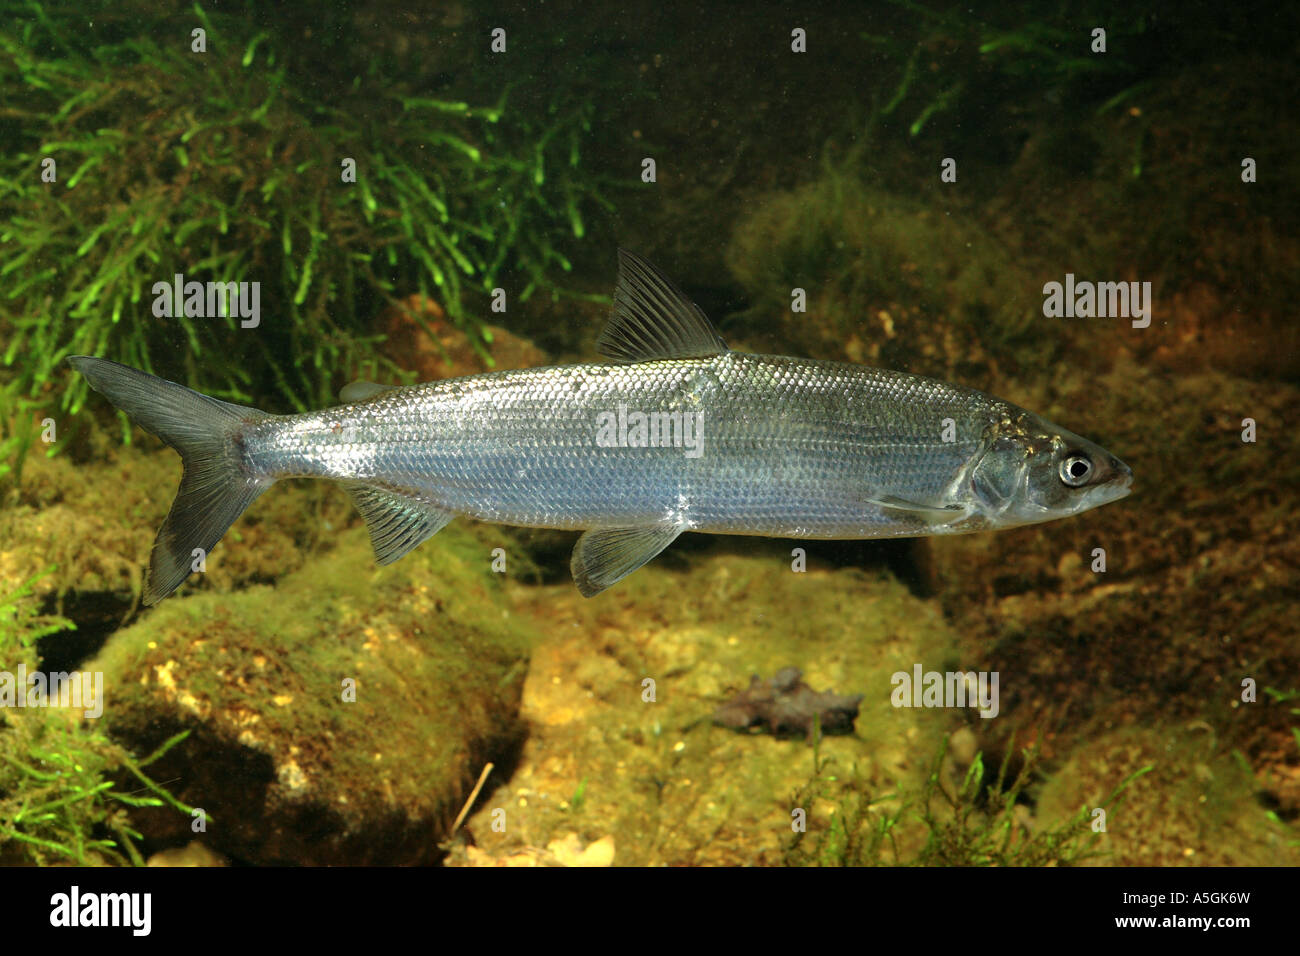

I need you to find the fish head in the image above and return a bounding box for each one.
[966,409,1132,528]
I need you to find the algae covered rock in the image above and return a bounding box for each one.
[0,441,356,615]
[87,523,533,865]
[374,294,550,382]
[726,173,1042,382]
[448,547,965,866]
[1034,725,1299,866]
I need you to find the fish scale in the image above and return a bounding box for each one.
[241,353,993,537]
[69,248,1131,603]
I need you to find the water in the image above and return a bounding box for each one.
[1,0,1296,871]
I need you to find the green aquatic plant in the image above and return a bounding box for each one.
[0,388,41,486]
[0,1,607,450]
[912,739,1148,867]
[785,733,1152,866]
[568,776,589,814]
[783,725,907,867]
[0,569,197,865]
[0,568,73,662]
[0,717,196,866]
[857,1,1145,146]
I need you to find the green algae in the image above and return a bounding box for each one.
[1036,724,1299,866]
[0,0,607,480]
[726,169,1044,382]
[451,552,963,866]
[0,567,197,865]
[0,437,347,611]
[85,520,536,864]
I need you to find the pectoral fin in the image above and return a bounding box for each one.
[571,523,684,597]
[863,493,964,526]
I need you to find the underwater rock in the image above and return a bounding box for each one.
[146,841,227,867]
[86,522,534,865]
[450,554,959,866]
[377,294,548,381]
[457,832,616,867]
[726,175,1037,384]
[0,442,356,612]
[712,667,863,740]
[1034,725,1299,866]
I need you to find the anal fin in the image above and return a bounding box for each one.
[346,484,455,565]
[571,523,684,597]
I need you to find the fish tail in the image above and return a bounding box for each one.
[68,356,274,605]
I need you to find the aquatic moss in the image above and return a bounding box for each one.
[784,732,1150,866]
[0,436,348,612]
[727,168,1045,381]
[0,569,195,865]
[908,738,1144,866]
[84,520,536,864]
[0,1,608,435]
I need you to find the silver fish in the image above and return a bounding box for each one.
[70,250,1132,604]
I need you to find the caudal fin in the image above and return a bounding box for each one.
[68,356,274,605]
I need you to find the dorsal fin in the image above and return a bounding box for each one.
[595,249,728,363]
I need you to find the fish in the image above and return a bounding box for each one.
[69,249,1132,605]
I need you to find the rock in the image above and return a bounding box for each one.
[948,726,979,767]
[87,522,535,865]
[377,294,547,381]
[452,552,962,866]
[546,832,615,867]
[147,841,227,867]
[456,832,615,867]
[0,426,364,613]
[711,667,863,740]
[1035,725,1299,866]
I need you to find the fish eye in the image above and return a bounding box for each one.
[1059,453,1093,487]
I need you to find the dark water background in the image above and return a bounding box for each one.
[0,0,1296,867]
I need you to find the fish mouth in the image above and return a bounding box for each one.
[1088,455,1133,508]
[1110,456,1134,498]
